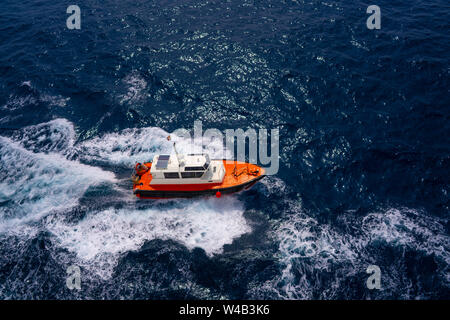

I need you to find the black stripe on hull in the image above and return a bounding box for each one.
[134,175,265,199]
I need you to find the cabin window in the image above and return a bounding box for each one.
[181,172,196,178]
[181,172,204,178]
[185,166,204,171]
[164,172,180,179]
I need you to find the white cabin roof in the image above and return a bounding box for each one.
[151,154,210,172]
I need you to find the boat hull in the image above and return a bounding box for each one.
[134,174,264,198]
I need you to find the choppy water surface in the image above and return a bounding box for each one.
[0,0,448,299]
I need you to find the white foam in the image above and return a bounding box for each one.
[47,197,250,279]
[8,118,228,167]
[362,208,450,266]
[76,126,230,167]
[271,203,450,299]
[260,175,289,196]
[118,72,148,105]
[76,127,171,166]
[0,136,116,232]
[270,200,361,299]
[11,118,76,154]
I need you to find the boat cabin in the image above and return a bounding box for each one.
[150,154,225,185]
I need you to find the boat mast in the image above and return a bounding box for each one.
[167,135,181,162]
[170,137,183,173]
[173,141,179,158]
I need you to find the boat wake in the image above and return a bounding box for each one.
[0,119,250,280]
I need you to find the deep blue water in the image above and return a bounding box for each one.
[0,0,449,299]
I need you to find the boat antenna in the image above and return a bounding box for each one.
[167,135,182,165]
[173,142,180,158]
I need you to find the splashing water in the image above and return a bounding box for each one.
[0,119,251,281]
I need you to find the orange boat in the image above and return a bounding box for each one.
[132,143,265,199]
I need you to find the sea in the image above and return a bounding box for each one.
[0,0,448,299]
